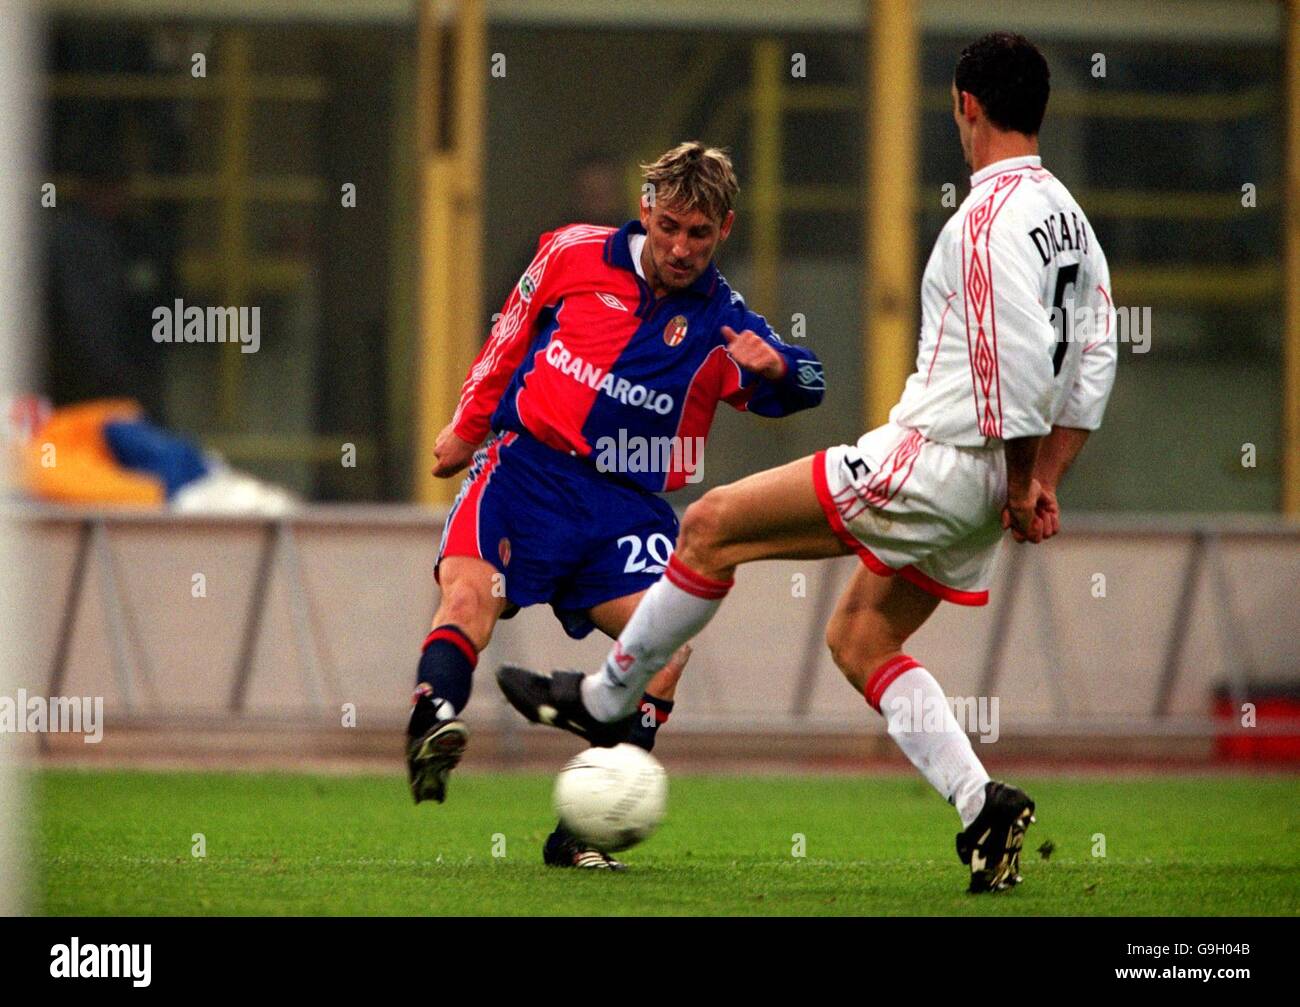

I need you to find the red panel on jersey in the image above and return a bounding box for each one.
[514,280,642,456]
[665,344,732,492]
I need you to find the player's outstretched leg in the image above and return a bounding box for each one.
[409,557,505,804]
[498,456,846,737]
[542,649,686,869]
[495,665,637,745]
[825,566,1034,892]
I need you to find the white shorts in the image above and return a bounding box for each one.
[814,422,1006,605]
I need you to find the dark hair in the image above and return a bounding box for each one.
[954,32,1050,135]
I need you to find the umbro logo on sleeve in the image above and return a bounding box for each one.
[797,360,825,391]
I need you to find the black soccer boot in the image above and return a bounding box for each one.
[496,666,634,747]
[543,822,627,870]
[406,691,469,804]
[955,780,1036,893]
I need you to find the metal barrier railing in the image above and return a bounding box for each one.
[16,505,1300,737]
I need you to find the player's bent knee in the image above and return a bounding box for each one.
[825,617,844,666]
[825,614,894,690]
[825,615,857,676]
[679,491,730,558]
[438,582,478,621]
[434,575,500,646]
[825,605,860,656]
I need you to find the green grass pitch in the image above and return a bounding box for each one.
[39,769,1300,916]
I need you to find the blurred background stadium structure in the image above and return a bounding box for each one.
[9,0,1300,767]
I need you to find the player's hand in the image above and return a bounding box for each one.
[1001,479,1058,544]
[1036,484,1061,540]
[432,424,477,479]
[721,325,787,380]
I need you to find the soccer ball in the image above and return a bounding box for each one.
[553,743,668,852]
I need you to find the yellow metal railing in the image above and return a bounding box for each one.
[51,173,326,204]
[767,181,1280,223]
[48,72,326,102]
[215,30,252,428]
[864,0,919,427]
[415,0,486,506]
[749,40,784,322]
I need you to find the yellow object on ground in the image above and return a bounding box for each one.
[21,399,165,507]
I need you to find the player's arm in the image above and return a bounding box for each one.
[1036,425,1090,491]
[1015,254,1119,525]
[433,232,561,477]
[1053,257,1118,447]
[984,219,1058,542]
[717,310,825,417]
[1002,435,1056,544]
[1005,423,1093,543]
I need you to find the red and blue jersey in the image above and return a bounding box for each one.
[451,220,825,493]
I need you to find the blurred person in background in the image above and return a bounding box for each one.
[45,157,164,418]
[566,151,627,228]
[499,151,630,311]
[45,27,185,421]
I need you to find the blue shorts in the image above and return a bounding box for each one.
[436,431,680,639]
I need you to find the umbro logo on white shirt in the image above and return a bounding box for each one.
[595,292,628,312]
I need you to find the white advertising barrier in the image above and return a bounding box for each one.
[9,505,1299,735]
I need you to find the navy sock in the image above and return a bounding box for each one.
[626,693,674,753]
[411,625,478,731]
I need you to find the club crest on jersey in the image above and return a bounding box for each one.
[498,537,511,566]
[663,315,688,347]
[517,274,536,303]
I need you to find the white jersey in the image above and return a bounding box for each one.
[891,154,1117,446]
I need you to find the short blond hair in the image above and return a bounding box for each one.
[640,141,738,222]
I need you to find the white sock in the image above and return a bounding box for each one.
[582,554,731,721]
[870,658,990,827]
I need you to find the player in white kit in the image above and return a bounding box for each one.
[499,32,1118,893]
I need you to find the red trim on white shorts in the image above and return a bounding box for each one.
[812,450,989,607]
[897,565,988,606]
[814,450,883,568]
